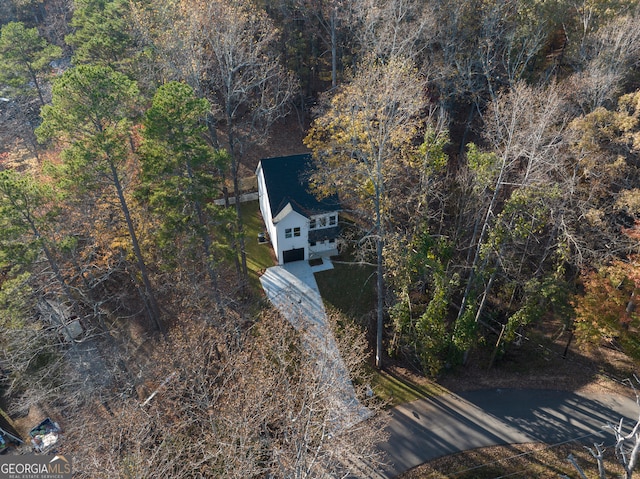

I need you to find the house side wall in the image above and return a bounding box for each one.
[256,165,279,254]
[276,210,308,264]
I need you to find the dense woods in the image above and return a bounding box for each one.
[1,0,640,475]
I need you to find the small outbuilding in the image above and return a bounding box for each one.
[256,154,340,264]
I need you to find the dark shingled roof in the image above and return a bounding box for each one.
[259,154,339,219]
[309,226,340,243]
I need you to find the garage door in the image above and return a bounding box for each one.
[283,248,305,263]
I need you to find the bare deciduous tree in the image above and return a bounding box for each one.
[453,81,568,354]
[565,9,640,113]
[63,310,387,478]
[293,0,355,89]
[352,0,434,62]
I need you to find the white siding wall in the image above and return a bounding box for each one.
[275,210,308,263]
[256,166,278,253]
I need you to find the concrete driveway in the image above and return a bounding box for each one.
[260,260,370,430]
[380,388,639,477]
[259,259,332,332]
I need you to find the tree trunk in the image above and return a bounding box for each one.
[227,120,248,287]
[331,9,337,89]
[27,63,45,107]
[376,235,384,369]
[185,160,222,309]
[488,323,505,370]
[232,161,248,280]
[194,203,223,309]
[456,155,507,327]
[199,222,223,312]
[110,162,164,333]
[206,112,219,149]
[375,158,384,369]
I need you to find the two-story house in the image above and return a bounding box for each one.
[256,154,340,264]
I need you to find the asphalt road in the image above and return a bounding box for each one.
[378,388,639,477]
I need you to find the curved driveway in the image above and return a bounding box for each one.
[380,388,639,478]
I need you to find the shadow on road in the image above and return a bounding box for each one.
[379,388,639,478]
[459,389,638,447]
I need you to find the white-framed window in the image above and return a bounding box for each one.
[319,217,327,227]
[329,215,337,226]
[285,228,292,238]
[293,227,301,237]
[310,241,316,246]
[309,218,316,229]
[329,238,335,244]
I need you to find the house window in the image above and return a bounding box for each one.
[319,217,327,227]
[329,238,335,244]
[329,215,337,226]
[310,241,316,246]
[309,219,316,229]
[294,227,301,237]
[285,228,292,238]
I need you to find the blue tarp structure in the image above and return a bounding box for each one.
[29,418,61,453]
